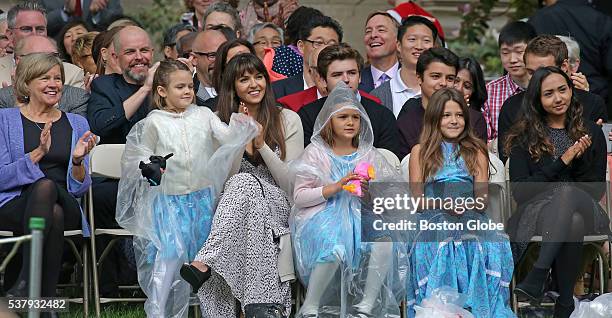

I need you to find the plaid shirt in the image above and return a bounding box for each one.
[483,74,524,140]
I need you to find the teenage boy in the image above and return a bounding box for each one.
[396,47,487,159]
[483,21,537,142]
[298,43,398,154]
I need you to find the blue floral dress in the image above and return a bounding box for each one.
[407,142,515,318]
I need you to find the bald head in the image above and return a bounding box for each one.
[112,26,154,85]
[113,26,151,54]
[15,35,56,57]
[192,29,227,52]
[191,29,227,86]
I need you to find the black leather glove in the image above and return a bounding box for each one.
[139,153,173,186]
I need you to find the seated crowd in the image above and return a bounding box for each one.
[0,1,611,318]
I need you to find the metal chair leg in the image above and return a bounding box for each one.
[90,234,101,318]
[83,244,89,318]
[511,276,518,314]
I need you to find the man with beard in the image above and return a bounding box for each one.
[86,25,156,299]
[87,25,156,144]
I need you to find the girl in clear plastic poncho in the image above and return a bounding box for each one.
[115,60,257,318]
[290,82,404,317]
[406,88,514,317]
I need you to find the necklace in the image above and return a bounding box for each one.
[33,122,45,131]
[22,105,59,131]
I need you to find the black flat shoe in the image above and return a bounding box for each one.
[514,283,545,306]
[180,263,210,293]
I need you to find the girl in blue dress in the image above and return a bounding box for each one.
[116,60,257,317]
[290,83,404,318]
[407,88,515,317]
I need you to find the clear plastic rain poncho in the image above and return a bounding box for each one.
[116,105,257,318]
[289,83,406,317]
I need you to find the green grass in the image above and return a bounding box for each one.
[58,303,206,318]
[59,303,145,318]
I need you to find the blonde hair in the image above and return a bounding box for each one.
[151,60,193,110]
[319,117,359,149]
[14,53,64,104]
[72,31,99,64]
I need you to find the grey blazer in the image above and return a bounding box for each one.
[370,81,394,113]
[0,85,89,118]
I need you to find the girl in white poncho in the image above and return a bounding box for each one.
[115,60,257,318]
[290,83,405,317]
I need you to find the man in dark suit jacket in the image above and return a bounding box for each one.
[272,74,304,100]
[298,43,399,155]
[87,26,153,144]
[358,65,375,93]
[358,12,401,93]
[497,34,609,162]
[42,0,123,37]
[272,15,343,99]
[0,85,88,117]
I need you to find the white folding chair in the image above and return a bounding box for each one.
[88,144,202,318]
[377,148,400,173]
[400,154,410,182]
[86,144,145,317]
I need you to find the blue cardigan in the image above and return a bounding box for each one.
[0,108,91,236]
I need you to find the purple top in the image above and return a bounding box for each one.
[0,108,91,236]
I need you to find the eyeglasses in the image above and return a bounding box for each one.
[11,26,47,35]
[192,51,217,61]
[303,39,338,49]
[253,39,282,48]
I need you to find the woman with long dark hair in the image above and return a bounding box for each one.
[505,66,610,317]
[180,53,304,317]
[454,57,487,113]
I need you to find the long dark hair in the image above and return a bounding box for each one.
[504,66,587,161]
[216,53,286,163]
[458,57,487,112]
[419,88,488,180]
[212,39,256,92]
